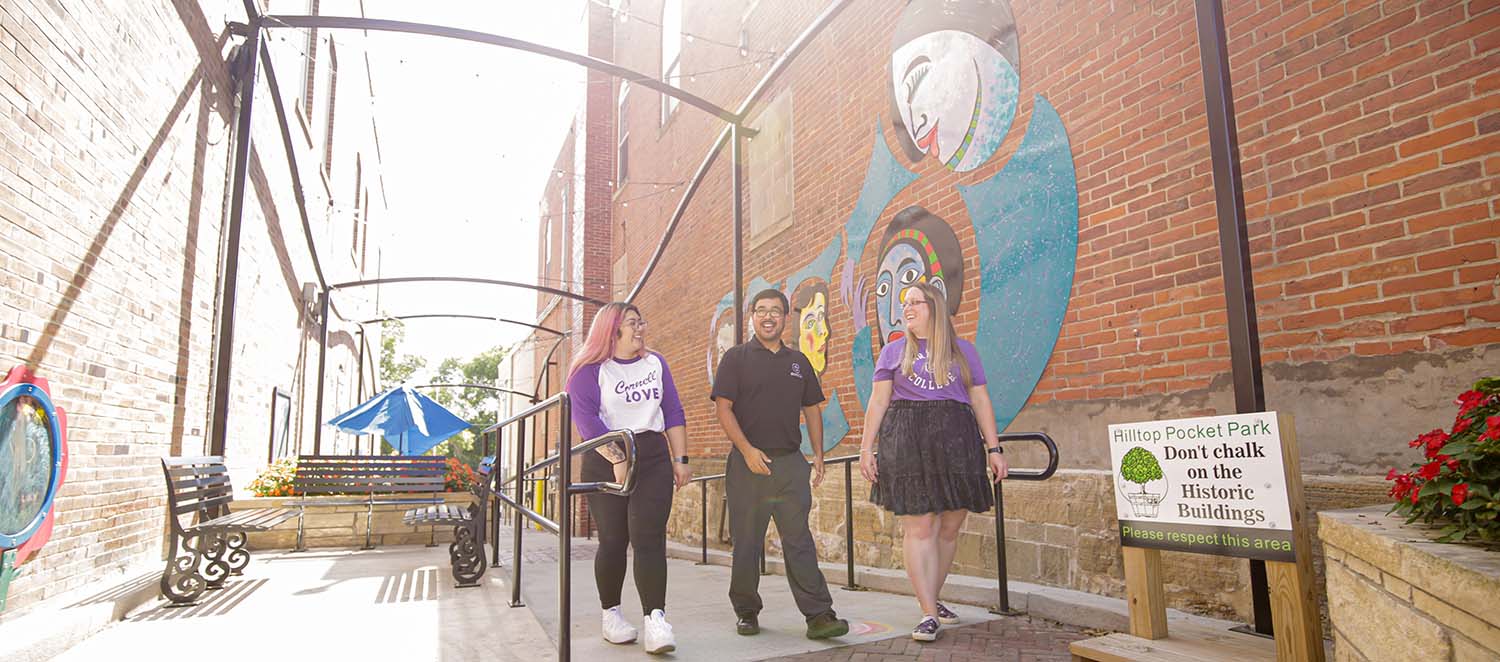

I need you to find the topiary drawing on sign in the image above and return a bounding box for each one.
[1119,446,1167,518]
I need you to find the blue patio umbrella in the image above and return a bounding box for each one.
[325,385,471,456]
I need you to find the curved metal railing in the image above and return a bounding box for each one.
[688,430,1059,614]
[484,392,636,662]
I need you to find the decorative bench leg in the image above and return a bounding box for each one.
[224,531,251,576]
[363,503,375,551]
[451,522,486,588]
[161,532,208,605]
[294,508,307,552]
[200,531,232,589]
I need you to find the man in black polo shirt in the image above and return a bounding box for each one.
[712,288,848,640]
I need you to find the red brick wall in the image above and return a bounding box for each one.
[589,0,1499,469]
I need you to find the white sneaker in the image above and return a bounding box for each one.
[642,609,676,655]
[601,606,638,644]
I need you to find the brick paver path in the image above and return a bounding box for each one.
[763,615,1089,662]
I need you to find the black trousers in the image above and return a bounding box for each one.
[726,449,835,621]
[583,431,673,615]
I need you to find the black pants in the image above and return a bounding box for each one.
[583,431,673,615]
[726,449,835,621]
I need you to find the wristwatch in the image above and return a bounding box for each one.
[986,446,1004,455]
[675,455,690,465]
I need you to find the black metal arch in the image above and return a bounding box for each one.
[412,382,536,401]
[359,314,566,337]
[260,15,747,125]
[329,276,607,307]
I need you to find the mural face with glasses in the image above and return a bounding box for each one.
[874,206,964,346]
[792,279,831,374]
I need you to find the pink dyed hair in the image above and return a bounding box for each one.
[566,302,646,384]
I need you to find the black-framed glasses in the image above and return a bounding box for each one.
[622,318,648,329]
[751,308,785,319]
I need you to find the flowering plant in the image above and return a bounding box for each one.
[445,457,479,492]
[248,458,298,497]
[1386,377,1500,544]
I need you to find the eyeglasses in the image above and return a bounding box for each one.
[751,308,785,319]
[900,299,930,309]
[622,319,648,329]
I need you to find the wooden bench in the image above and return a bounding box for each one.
[292,455,449,551]
[160,457,296,605]
[403,456,495,587]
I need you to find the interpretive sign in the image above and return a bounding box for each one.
[1108,412,1295,562]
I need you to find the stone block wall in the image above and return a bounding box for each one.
[1321,506,1500,662]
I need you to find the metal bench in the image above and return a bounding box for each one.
[160,457,296,605]
[403,456,495,587]
[292,455,448,551]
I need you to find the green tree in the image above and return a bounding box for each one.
[379,320,426,386]
[429,345,508,466]
[1120,447,1164,493]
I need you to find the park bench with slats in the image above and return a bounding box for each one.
[403,455,495,587]
[159,457,296,605]
[292,455,450,550]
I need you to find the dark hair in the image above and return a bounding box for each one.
[750,288,788,314]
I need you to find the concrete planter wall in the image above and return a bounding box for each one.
[233,493,475,550]
[1320,506,1500,662]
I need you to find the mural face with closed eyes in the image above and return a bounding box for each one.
[889,0,1020,173]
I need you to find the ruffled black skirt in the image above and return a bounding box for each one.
[870,399,995,515]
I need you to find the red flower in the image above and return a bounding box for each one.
[1453,415,1473,435]
[1451,483,1469,506]
[1483,415,1500,442]
[1386,468,1399,480]
[1411,488,1421,504]
[1446,457,1460,471]
[1418,461,1442,480]
[1456,390,1486,417]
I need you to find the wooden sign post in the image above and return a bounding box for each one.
[1071,411,1324,662]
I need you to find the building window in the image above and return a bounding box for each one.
[748,88,794,246]
[617,81,630,185]
[322,38,339,177]
[660,0,681,126]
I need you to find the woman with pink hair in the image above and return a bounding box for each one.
[565,302,691,655]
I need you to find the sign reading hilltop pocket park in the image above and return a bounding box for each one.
[1107,412,1295,562]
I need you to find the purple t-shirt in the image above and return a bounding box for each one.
[873,337,988,404]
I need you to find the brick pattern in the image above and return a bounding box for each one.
[765,615,1088,662]
[0,0,379,618]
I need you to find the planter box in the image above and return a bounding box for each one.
[233,493,476,550]
[1319,506,1500,662]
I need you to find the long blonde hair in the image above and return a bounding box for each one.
[900,282,971,388]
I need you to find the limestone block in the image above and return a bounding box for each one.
[1332,632,1370,662]
[1411,587,1500,655]
[1324,559,1451,661]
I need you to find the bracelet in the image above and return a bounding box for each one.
[986,446,1004,455]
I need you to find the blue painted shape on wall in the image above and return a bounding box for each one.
[800,390,851,455]
[958,95,1079,433]
[840,123,920,410]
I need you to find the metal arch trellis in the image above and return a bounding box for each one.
[205,0,1277,648]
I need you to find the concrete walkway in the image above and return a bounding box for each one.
[49,527,1090,661]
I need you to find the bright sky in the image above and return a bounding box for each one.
[360,0,586,372]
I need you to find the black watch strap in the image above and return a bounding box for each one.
[675,455,690,465]
[986,446,1004,455]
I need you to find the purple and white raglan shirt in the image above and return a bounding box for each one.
[566,352,686,457]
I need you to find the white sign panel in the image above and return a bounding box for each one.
[1107,412,1295,561]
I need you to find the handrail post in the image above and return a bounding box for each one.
[990,479,1020,616]
[698,479,709,565]
[842,459,863,591]
[558,395,572,662]
[510,421,526,608]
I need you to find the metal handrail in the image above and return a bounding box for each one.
[688,431,1059,614]
[484,392,638,662]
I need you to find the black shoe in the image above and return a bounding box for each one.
[736,615,760,636]
[805,611,849,640]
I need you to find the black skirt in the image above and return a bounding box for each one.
[870,399,995,515]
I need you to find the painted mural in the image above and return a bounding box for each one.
[706,0,1077,448]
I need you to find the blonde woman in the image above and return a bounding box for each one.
[857,281,1008,642]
